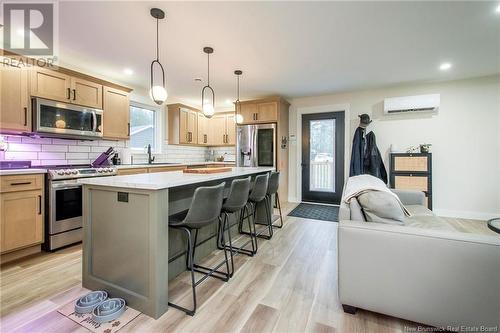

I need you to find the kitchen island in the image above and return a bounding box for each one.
[78,167,273,319]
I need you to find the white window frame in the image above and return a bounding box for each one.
[129,101,162,154]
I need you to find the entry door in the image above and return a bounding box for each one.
[302,111,345,204]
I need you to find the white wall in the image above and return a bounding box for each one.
[288,75,500,220]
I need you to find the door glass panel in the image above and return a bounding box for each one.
[257,128,274,166]
[40,105,94,131]
[55,187,82,221]
[309,119,335,192]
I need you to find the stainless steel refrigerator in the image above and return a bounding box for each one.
[236,123,276,168]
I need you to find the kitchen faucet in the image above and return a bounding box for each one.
[147,144,155,164]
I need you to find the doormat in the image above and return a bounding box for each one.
[288,203,339,222]
[58,298,140,333]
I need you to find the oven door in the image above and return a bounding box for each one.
[50,180,83,234]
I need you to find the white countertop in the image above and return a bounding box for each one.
[115,161,235,170]
[78,167,273,190]
[0,168,47,176]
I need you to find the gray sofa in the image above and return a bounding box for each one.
[338,185,500,330]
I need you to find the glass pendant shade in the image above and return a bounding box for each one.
[201,47,215,118]
[235,113,244,124]
[150,85,167,105]
[202,100,215,118]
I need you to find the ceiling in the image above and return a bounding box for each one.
[54,1,499,109]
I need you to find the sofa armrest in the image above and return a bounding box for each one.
[391,188,425,205]
[337,220,500,328]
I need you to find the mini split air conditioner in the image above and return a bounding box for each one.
[383,94,440,114]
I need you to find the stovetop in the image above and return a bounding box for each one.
[45,164,117,180]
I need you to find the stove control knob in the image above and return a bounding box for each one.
[97,168,103,173]
[64,169,72,175]
[72,170,78,175]
[57,170,65,176]
[106,168,113,172]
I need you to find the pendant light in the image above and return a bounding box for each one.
[201,47,215,118]
[149,8,167,105]
[234,70,244,124]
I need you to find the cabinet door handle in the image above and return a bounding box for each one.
[204,134,207,143]
[24,107,28,126]
[72,89,76,101]
[67,88,71,99]
[38,195,42,215]
[10,181,31,186]
[127,122,130,136]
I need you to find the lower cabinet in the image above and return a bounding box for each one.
[0,175,44,255]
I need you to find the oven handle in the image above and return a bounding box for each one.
[51,183,82,190]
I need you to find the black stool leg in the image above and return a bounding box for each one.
[168,227,196,316]
[192,217,231,282]
[223,212,235,277]
[272,193,284,228]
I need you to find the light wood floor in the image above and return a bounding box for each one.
[0,204,495,333]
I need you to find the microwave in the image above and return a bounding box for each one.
[33,98,103,139]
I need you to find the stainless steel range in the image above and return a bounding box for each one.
[44,165,117,251]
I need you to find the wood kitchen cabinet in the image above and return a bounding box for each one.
[209,113,235,146]
[30,67,72,102]
[168,104,198,145]
[225,113,236,145]
[30,67,103,108]
[237,97,284,124]
[0,174,44,260]
[72,77,102,109]
[0,63,30,132]
[102,86,130,140]
[198,113,209,145]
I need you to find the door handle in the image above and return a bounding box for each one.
[72,89,76,101]
[38,195,42,215]
[67,88,71,99]
[24,107,28,126]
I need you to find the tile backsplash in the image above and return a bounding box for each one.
[0,135,236,166]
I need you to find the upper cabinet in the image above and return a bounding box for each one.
[168,104,198,145]
[30,67,71,102]
[31,67,103,109]
[197,113,209,145]
[0,64,30,132]
[237,97,286,124]
[168,103,235,147]
[102,87,130,140]
[72,77,103,109]
[210,113,235,146]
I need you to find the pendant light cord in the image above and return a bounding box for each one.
[156,18,159,61]
[207,53,210,86]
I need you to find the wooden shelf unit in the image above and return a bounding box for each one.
[390,153,433,209]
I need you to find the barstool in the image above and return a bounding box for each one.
[167,182,229,316]
[266,171,283,229]
[216,177,252,273]
[239,173,269,243]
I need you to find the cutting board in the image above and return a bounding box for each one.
[183,167,232,174]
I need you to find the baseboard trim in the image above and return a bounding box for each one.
[434,209,500,221]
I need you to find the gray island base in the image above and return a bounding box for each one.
[79,167,274,319]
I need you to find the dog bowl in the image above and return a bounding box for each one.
[92,298,126,324]
[74,291,108,314]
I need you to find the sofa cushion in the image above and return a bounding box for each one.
[404,214,457,232]
[357,191,405,225]
[406,205,435,217]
